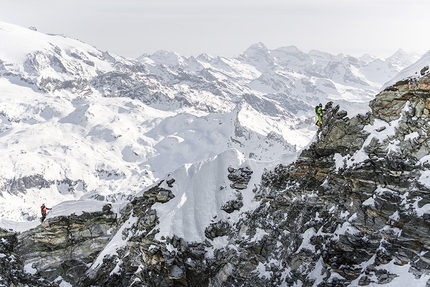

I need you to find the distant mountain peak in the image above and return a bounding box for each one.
[247,42,268,51]
[392,48,407,55]
[196,52,214,62]
[152,49,175,57]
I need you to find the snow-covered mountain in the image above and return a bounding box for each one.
[0,21,421,224]
[2,20,430,287]
[5,65,430,286]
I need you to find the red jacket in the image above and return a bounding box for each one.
[41,206,49,215]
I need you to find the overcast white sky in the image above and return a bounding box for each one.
[1,0,429,59]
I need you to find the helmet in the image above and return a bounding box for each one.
[42,203,45,207]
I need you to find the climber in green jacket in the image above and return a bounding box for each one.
[315,103,323,127]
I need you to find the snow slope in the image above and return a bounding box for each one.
[0,76,295,224]
[0,21,116,81]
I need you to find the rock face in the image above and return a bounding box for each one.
[0,228,53,287]
[248,73,430,285]
[4,72,430,286]
[14,204,117,284]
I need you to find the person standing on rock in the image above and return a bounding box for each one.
[315,103,323,127]
[40,203,52,223]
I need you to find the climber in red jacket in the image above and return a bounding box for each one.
[40,203,52,223]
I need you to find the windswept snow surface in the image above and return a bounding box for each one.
[0,75,298,228]
[153,149,297,243]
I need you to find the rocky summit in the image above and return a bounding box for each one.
[3,70,430,286]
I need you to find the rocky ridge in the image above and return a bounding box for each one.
[3,68,430,286]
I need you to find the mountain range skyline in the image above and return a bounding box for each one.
[1,0,429,59]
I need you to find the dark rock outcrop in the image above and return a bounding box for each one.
[0,228,52,287]
[13,204,117,283]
